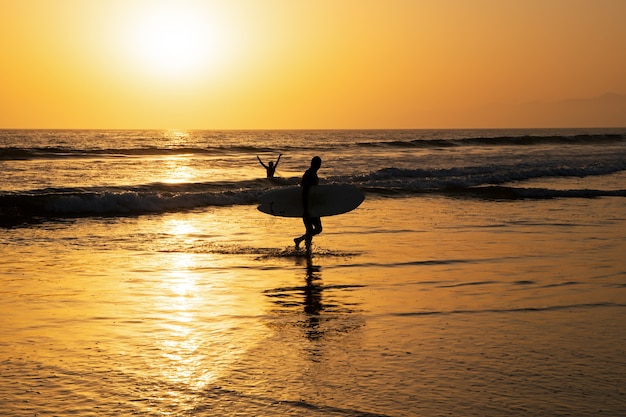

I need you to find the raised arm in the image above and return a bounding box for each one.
[256,155,267,168]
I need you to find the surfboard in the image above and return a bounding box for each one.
[258,185,364,218]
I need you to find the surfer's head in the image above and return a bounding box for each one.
[311,156,322,170]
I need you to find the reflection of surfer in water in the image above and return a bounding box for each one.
[302,250,323,339]
[294,156,322,251]
[257,154,282,178]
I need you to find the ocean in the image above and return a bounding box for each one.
[1,128,626,416]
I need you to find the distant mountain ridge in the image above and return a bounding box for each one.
[479,93,626,128]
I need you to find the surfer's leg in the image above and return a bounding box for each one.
[307,218,322,238]
[302,217,322,250]
[295,217,312,249]
[297,217,312,249]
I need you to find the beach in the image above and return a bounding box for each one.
[1,129,626,416]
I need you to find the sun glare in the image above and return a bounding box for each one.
[121,2,230,80]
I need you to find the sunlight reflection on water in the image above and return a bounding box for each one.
[135,214,274,399]
[161,156,197,184]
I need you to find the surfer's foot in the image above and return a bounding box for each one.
[294,237,302,249]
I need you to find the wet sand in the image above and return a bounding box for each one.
[1,196,626,416]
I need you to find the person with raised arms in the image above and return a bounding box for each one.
[257,153,282,178]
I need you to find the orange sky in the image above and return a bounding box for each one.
[2,0,625,129]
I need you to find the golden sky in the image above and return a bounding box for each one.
[2,0,625,129]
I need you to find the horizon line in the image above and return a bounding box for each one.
[2,126,626,131]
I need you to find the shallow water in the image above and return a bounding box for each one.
[2,195,625,416]
[3,128,626,415]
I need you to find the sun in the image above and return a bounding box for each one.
[121,2,229,80]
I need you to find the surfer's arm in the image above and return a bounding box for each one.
[256,156,267,168]
[275,154,282,167]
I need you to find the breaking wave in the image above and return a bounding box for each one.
[2,157,625,226]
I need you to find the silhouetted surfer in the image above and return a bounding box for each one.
[294,156,322,251]
[257,154,282,178]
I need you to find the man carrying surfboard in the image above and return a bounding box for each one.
[294,156,322,250]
